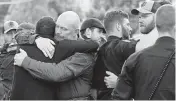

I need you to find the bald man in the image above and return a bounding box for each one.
[14,11,99,100]
[54,11,80,41]
[112,5,175,100]
[15,11,98,62]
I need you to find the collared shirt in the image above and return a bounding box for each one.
[136,28,159,52]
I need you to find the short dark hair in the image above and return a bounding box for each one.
[156,5,175,32]
[36,16,56,38]
[104,10,129,33]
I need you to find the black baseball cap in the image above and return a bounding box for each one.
[80,18,106,33]
[131,0,171,15]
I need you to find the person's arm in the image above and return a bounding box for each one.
[15,30,55,58]
[21,53,94,82]
[111,52,139,100]
[68,39,99,53]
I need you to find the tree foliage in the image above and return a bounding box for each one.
[1,0,174,35]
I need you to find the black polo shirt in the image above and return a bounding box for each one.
[92,36,137,90]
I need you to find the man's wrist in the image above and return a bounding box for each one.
[21,56,31,68]
[34,35,41,45]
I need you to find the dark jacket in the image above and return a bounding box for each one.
[21,53,95,100]
[10,37,56,100]
[92,36,137,99]
[112,37,175,100]
[15,32,99,58]
[0,44,17,100]
[14,31,98,100]
[53,39,98,63]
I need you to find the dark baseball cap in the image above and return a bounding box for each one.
[131,0,171,15]
[80,18,106,33]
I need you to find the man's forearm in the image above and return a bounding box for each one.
[21,57,72,82]
[21,53,92,82]
[71,39,99,53]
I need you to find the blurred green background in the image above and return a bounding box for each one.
[0,0,174,46]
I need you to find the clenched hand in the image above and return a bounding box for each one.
[14,49,28,66]
[104,71,118,88]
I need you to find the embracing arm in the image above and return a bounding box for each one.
[21,53,94,82]
[69,39,99,53]
[15,30,55,58]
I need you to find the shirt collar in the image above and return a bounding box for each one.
[155,36,175,46]
[107,36,122,41]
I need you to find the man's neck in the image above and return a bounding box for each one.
[158,32,173,38]
[145,27,157,35]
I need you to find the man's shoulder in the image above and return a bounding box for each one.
[117,40,137,51]
[20,45,51,61]
[131,46,153,59]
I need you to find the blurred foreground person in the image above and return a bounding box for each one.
[112,4,175,100]
[14,18,105,100]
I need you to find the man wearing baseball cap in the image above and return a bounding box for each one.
[3,21,18,34]
[80,18,106,46]
[13,17,104,100]
[112,4,175,100]
[0,21,19,99]
[3,21,18,44]
[131,0,171,51]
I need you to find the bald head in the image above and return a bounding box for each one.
[55,11,80,41]
[56,11,80,30]
[155,5,175,33]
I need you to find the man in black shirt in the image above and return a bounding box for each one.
[92,10,138,100]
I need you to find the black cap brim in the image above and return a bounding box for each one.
[131,9,139,15]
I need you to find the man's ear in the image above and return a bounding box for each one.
[116,22,121,31]
[85,28,91,38]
